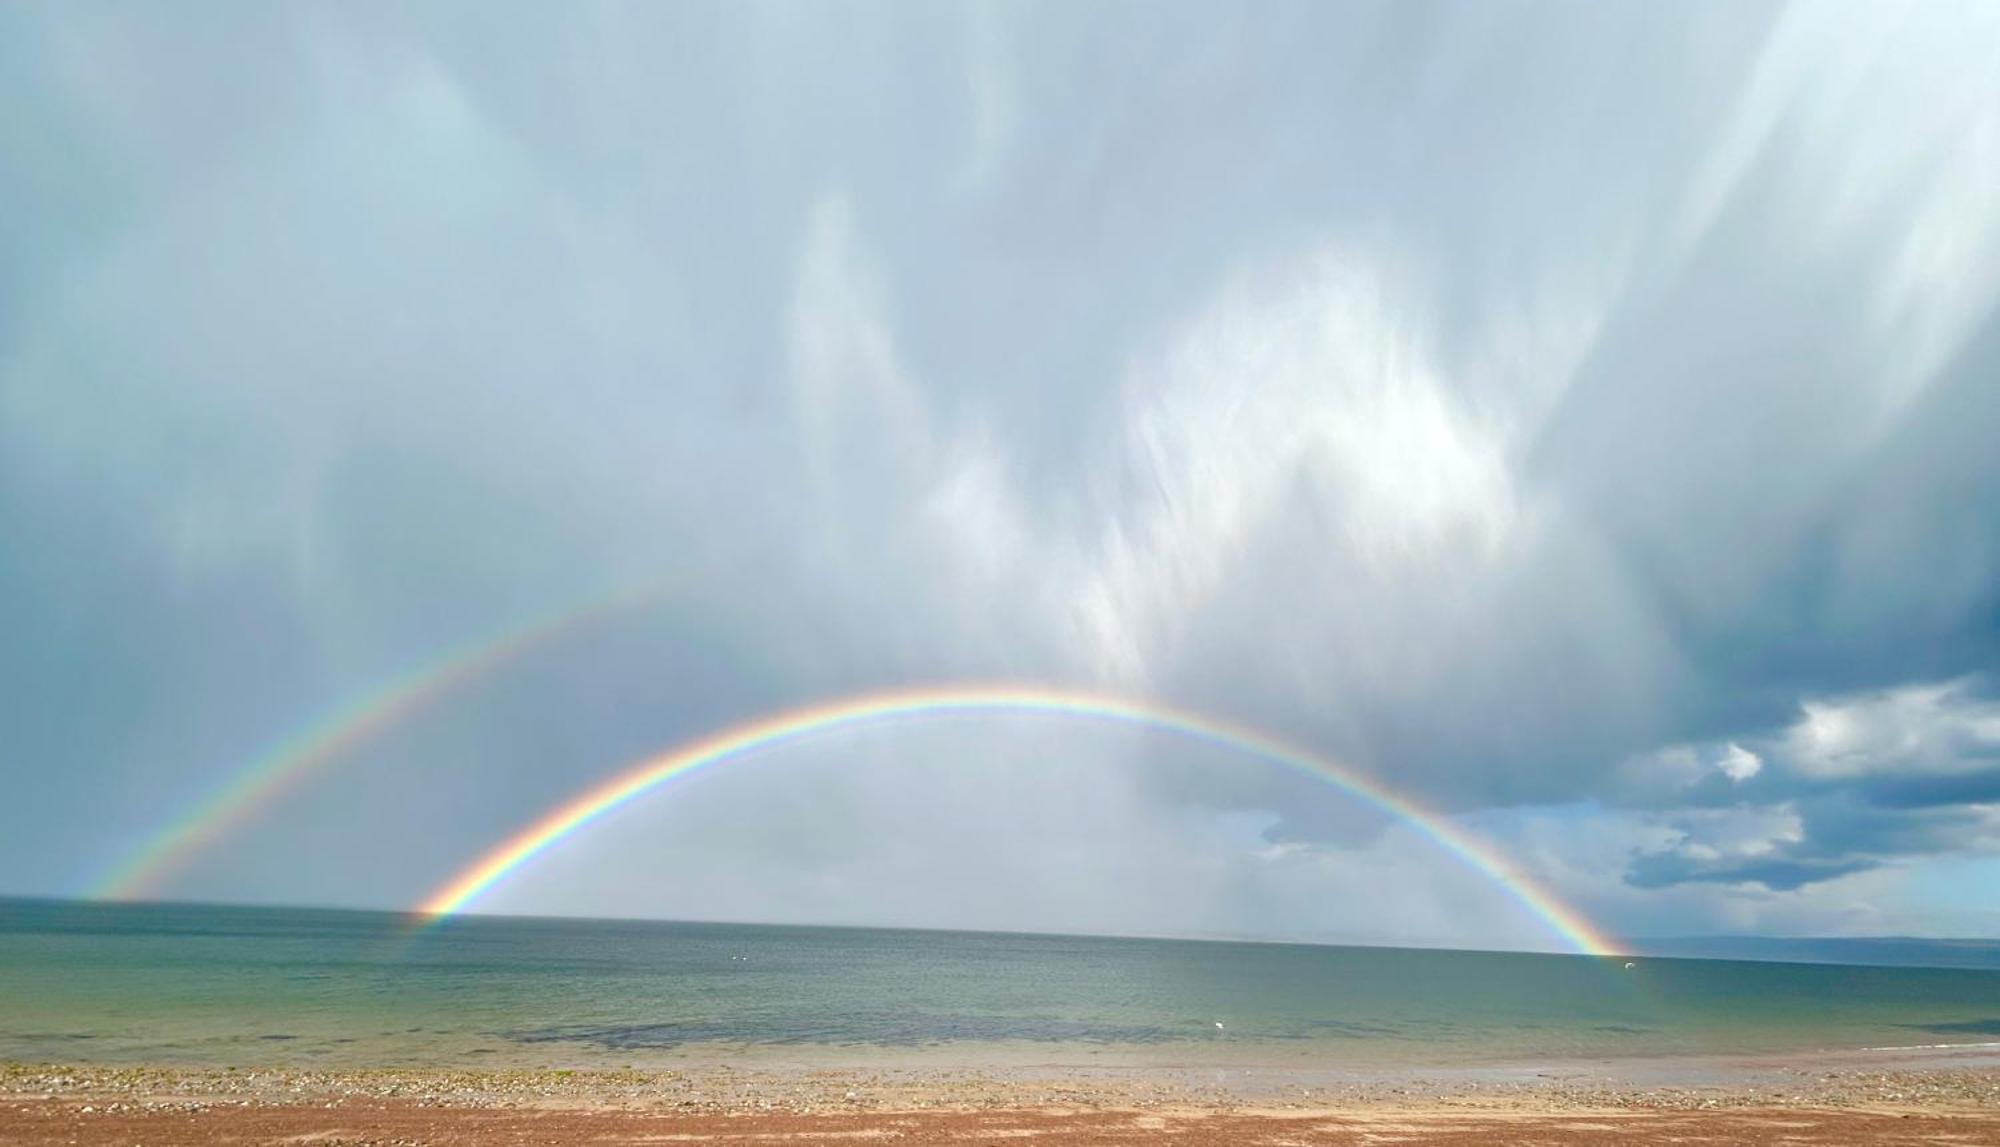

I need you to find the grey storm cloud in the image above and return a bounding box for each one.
[3,1,1999,943]
[1625,791,2000,894]
[1617,680,2000,891]
[1626,854,1877,895]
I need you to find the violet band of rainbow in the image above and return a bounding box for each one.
[415,685,1620,957]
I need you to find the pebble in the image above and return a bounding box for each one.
[3,1058,1996,1117]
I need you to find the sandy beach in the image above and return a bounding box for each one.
[7,1049,1998,1145]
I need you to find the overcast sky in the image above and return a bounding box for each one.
[5,1,1999,949]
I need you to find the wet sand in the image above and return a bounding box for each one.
[5,1050,1999,1145]
[7,1098,2000,1145]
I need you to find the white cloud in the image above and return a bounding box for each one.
[1717,742,1763,783]
[786,194,936,515]
[1064,248,1519,682]
[1662,804,1803,862]
[954,0,1017,193]
[1784,678,2000,780]
[1608,735,1769,803]
[1676,1,2000,422]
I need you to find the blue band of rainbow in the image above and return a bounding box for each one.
[416,685,1619,957]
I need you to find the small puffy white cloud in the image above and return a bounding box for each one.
[1717,742,1763,783]
[1613,739,1761,800]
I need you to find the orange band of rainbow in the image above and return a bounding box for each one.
[417,685,1619,956]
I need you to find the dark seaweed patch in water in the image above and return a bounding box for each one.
[1592,1025,1654,1035]
[1898,1018,2000,1035]
[509,1011,1188,1049]
[258,1034,298,1040]
[1293,1018,1400,1037]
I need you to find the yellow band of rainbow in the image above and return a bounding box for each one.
[417,685,1619,957]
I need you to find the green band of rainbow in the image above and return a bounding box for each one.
[417,685,1619,957]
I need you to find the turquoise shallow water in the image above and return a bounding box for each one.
[3,898,1998,1070]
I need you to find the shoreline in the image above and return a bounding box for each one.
[9,1032,2000,1078]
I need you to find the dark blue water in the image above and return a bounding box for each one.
[4,898,1998,1069]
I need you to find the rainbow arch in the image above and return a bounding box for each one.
[418,685,1621,957]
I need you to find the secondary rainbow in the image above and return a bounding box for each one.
[92,584,672,901]
[418,686,1621,957]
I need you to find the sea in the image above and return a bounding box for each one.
[4,898,1998,1072]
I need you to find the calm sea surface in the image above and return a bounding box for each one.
[4,899,1998,1070]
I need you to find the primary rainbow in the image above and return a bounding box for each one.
[417,685,1621,957]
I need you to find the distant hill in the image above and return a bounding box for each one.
[1631,935,2000,971]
